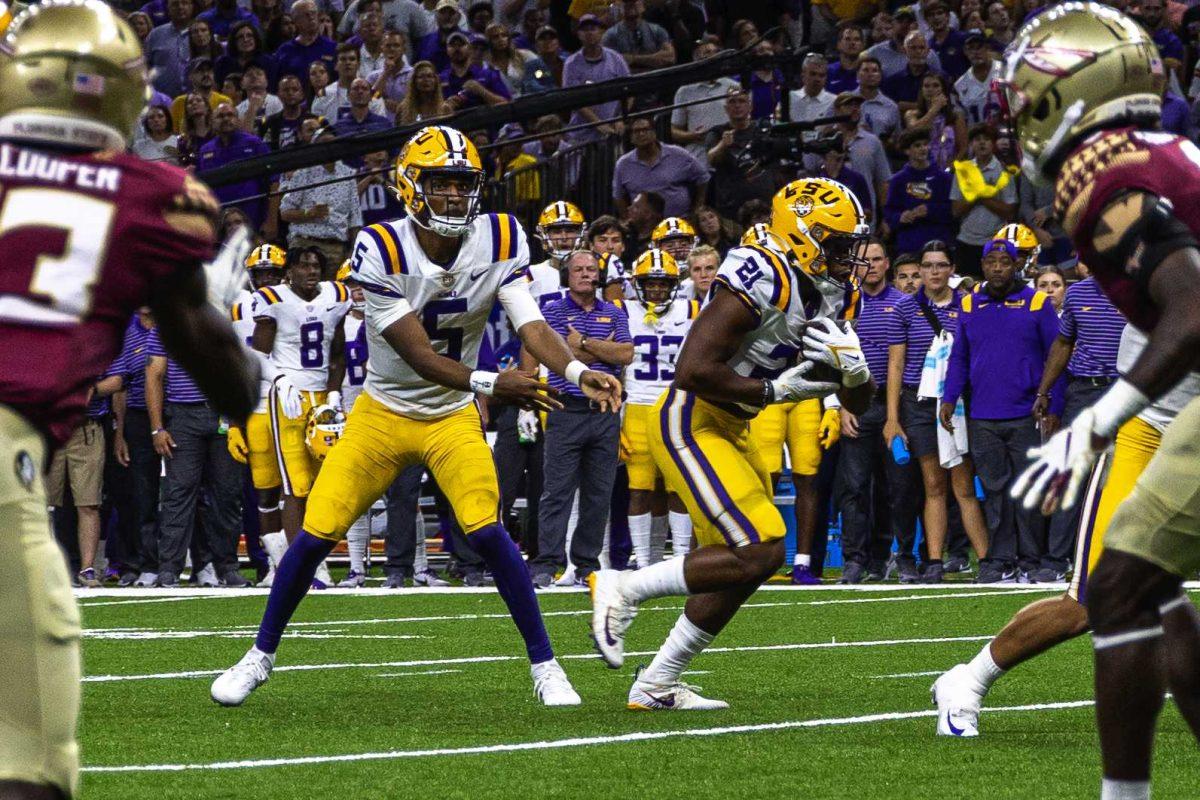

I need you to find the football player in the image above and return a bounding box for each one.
[212,125,622,708]
[999,5,1200,795]
[651,217,698,304]
[992,222,1041,282]
[588,178,874,709]
[250,246,352,588]
[530,200,585,308]
[0,3,259,797]
[619,249,699,566]
[228,245,287,585]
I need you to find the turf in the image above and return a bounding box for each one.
[74,584,1200,799]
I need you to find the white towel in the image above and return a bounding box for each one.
[917,331,970,469]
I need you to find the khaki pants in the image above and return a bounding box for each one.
[0,405,80,795]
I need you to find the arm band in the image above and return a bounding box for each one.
[564,360,588,387]
[469,371,498,396]
[1091,378,1151,439]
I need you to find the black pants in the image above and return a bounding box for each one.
[492,404,544,553]
[124,407,161,572]
[383,465,427,576]
[969,416,1045,571]
[1043,379,1110,570]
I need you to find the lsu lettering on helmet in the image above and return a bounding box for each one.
[770,178,869,281]
[998,2,1160,184]
[631,248,680,312]
[305,404,345,462]
[392,125,484,236]
[0,0,150,151]
[536,201,586,261]
[651,217,698,262]
[993,223,1041,273]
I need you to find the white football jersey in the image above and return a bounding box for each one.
[231,289,271,413]
[713,244,861,414]
[342,313,369,410]
[620,297,698,405]
[528,260,567,308]
[352,213,535,419]
[252,281,352,391]
[602,252,636,300]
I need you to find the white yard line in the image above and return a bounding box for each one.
[870,671,945,679]
[374,669,463,678]
[83,630,431,641]
[82,634,994,683]
[81,699,1094,773]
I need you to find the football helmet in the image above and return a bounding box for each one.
[0,0,150,151]
[335,260,353,283]
[740,222,786,251]
[244,244,286,288]
[305,404,345,462]
[392,125,484,236]
[631,248,680,314]
[651,217,698,262]
[770,178,869,282]
[536,201,586,261]
[992,223,1041,275]
[335,259,365,312]
[998,2,1160,184]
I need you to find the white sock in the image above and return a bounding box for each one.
[641,613,715,685]
[248,646,275,666]
[1101,778,1150,800]
[345,517,369,574]
[966,643,1006,692]
[261,531,287,568]
[414,510,429,573]
[794,553,811,567]
[669,511,692,557]
[629,513,652,566]
[619,556,688,603]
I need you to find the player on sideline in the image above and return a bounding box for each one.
[212,125,622,708]
[530,200,586,307]
[0,3,259,797]
[999,5,1200,796]
[588,178,875,709]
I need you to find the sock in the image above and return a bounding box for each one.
[599,520,611,570]
[261,530,288,568]
[669,511,692,557]
[255,531,335,653]
[345,517,369,574]
[1100,779,1150,800]
[794,553,811,568]
[469,523,554,664]
[967,643,1006,692]
[641,613,715,685]
[315,560,333,585]
[629,513,652,566]
[619,555,689,604]
[414,515,428,573]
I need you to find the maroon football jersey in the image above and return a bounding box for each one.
[1054,127,1200,333]
[0,142,217,444]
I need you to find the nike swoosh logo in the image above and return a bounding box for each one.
[946,711,966,736]
[604,613,618,647]
[645,692,676,708]
[325,305,337,311]
[470,267,489,280]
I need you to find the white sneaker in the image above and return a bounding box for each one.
[211,648,275,706]
[413,568,449,587]
[196,563,219,588]
[133,571,158,588]
[931,664,984,737]
[259,566,274,588]
[531,659,581,706]
[552,565,577,587]
[627,672,729,711]
[337,570,365,588]
[588,569,638,669]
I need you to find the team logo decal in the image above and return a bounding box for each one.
[439,273,455,288]
[793,196,814,217]
[1020,46,1096,77]
[14,451,34,492]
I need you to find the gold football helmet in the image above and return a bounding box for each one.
[770,178,869,282]
[631,248,680,313]
[536,201,586,261]
[998,2,1160,184]
[392,125,484,236]
[245,244,286,290]
[651,217,698,262]
[335,259,354,283]
[992,223,1041,274]
[0,0,150,151]
[335,259,365,311]
[305,404,345,462]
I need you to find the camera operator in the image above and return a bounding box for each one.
[803,92,891,223]
[705,88,779,221]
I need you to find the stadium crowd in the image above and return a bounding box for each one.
[64,0,1173,589]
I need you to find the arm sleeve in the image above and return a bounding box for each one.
[250,290,279,321]
[145,327,167,358]
[498,281,545,331]
[1058,292,1078,340]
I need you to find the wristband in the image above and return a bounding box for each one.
[1091,378,1150,439]
[761,378,775,407]
[151,428,165,436]
[469,370,499,396]
[564,359,588,387]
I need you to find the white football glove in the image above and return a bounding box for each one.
[204,225,252,313]
[327,390,343,412]
[273,375,305,420]
[802,318,871,388]
[770,361,842,403]
[1011,407,1107,515]
[517,409,539,442]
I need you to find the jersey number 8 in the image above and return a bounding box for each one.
[300,321,324,368]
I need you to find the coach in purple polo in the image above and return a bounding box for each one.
[612,115,709,219]
[532,250,633,588]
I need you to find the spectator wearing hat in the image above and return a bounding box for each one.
[279,126,362,273]
[170,57,232,132]
[196,103,271,227]
[441,30,512,109]
[562,14,631,143]
[881,29,942,110]
[197,0,259,39]
[865,6,944,78]
[950,123,1016,277]
[146,0,197,98]
[827,21,866,93]
[925,1,969,78]
[313,43,389,120]
[613,115,709,219]
[955,32,1001,126]
[415,0,468,73]
[884,127,954,254]
[533,25,567,87]
[274,0,338,92]
[787,52,837,125]
[602,0,675,74]
[706,89,777,221]
[670,36,741,165]
[856,56,901,145]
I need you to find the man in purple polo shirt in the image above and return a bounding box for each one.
[146,327,248,589]
[441,30,512,110]
[117,310,163,587]
[612,115,708,219]
[197,103,272,229]
[197,0,259,39]
[274,0,337,91]
[562,14,631,143]
[532,250,633,587]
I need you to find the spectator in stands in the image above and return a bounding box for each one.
[886,241,990,583]
[275,0,338,91]
[132,104,181,165]
[903,72,967,167]
[253,0,288,50]
[307,60,333,105]
[868,9,893,45]
[613,115,709,218]
[485,22,556,96]
[865,6,942,78]
[913,0,959,37]
[813,147,873,225]
[146,329,249,588]
[787,52,836,124]
[442,30,513,110]
[358,150,407,225]
[563,14,631,143]
[985,1,1015,48]
[280,125,364,269]
[196,0,255,38]
[258,74,314,149]
[467,1,493,34]
[532,249,633,587]
[397,60,452,124]
[881,30,940,109]
[176,92,216,166]
[314,44,388,119]
[511,6,548,50]
[534,25,567,87]
[222,73,246,108]
[197,103,271,227]
[188,19,223,63]
[884,127,954,255]
[738,197,771,228]
[950,123,1016,277]
[523,115,564,160]
[1019,178,1071,266]
[857,56,901,145]
[146,0,196,99]
[686,242,721,301]
[623,190,665,256]
[333,77,392,140]
[129,11,155,42]
[669,37,740,164]
[338,0,433,55]
[695,205,740,259]
[828,22,866,93]
[237,65,282,130]
[493,123,541,211]
[704,89,775,221]
[925,1,969,78]
[171,57,231,132]
[955,33,1000,126]
[940,239,1062,583]
[602,0,675,74]
[730,18,760,50]
[368,31,414,116]
[826,92,891,221]
[893,251,922,294]
[217,22,279,91]
[748,39,785,120]
[1136,0,1185,87]
[415,0,467,72]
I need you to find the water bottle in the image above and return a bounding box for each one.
[891,436,910,465]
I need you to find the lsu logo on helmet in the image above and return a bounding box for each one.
[392,125,484,236]
[305,404,345,462]
[536,201,586,260]
[770,178,869,281]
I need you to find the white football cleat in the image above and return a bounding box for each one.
[211,648,274,706]
[312,561,333,590]
[932,664,983,737]
[531,659,581,706]
[337,570,366,588]
[588,569,638,669]
[413,568,449,587]
[627,671,728,711]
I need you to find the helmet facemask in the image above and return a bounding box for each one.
[405,166,483,236]
[635,275,677,317]
[538,222,585,261]
[656,234,695,264]
[812,224,870,283]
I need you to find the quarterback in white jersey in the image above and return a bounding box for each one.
[212,125,622,711]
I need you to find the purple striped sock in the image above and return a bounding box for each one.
[255,531,335,654]
[468,523,554,664]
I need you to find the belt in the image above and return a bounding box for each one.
[555,394,602,413]
[1070,375,1115,387]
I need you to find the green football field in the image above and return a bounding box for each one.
[74,582,1200,799]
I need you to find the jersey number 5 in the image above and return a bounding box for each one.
[423,298,468,361]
